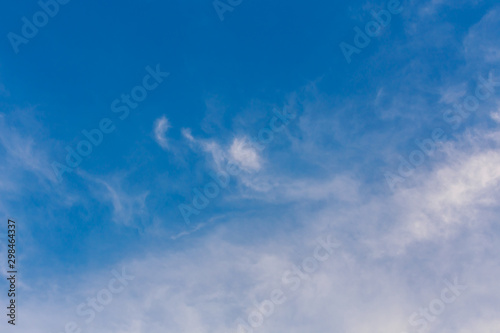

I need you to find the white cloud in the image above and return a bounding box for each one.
[491,110,500,123]
[8,118,500,333]
[153,115,171,150]
[0,112,58,184]
[229,137,261,172]
[182,131,261,175]
[464,6,500,66]
[79,171,149,227]
[181,127,195,143]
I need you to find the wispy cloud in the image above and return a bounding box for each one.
[78,171,150,227]
[0,111,58,185]
[153,115,172,150]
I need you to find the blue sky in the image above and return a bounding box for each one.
[1,0,500,332]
